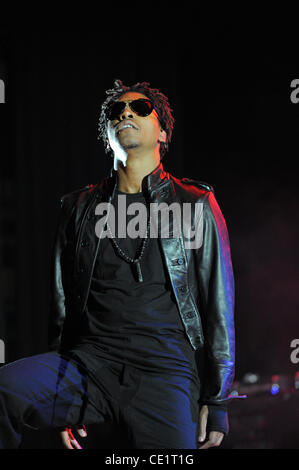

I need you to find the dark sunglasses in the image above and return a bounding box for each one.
[105,98,155,121]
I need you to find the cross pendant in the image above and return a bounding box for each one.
[133,261,143,282]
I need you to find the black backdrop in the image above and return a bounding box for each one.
[0,11,299,448]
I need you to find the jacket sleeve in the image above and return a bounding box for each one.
[48,194,75,351]
[198,190,235,406]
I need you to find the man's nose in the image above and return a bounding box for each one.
[119,104,134,120]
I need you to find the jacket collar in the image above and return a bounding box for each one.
[141,161,169,194]
[102,161,169,200]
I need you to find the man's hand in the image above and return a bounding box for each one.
[60,425,87,449]
[197,405,224,449]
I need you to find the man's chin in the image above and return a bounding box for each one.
[122,142,140,150]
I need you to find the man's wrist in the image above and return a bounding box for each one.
[206,404,229,435]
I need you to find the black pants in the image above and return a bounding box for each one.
[0,351,200,449]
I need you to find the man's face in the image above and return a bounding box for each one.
[106,91,166,155]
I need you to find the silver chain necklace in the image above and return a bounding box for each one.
[106,213,151,283]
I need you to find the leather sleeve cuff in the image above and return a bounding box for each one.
[206,405,229,435]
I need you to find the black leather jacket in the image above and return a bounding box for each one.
[49,162,235,406]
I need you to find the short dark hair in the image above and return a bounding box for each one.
[98,79,175,159]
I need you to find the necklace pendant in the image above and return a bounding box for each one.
[133,261,143,282]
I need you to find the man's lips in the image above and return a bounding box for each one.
[115,120,139,134]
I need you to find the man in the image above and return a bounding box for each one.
[0,79,236,449]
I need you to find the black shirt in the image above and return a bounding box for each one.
[73,188,198,382]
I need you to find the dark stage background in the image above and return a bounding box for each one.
[0,12,298,449]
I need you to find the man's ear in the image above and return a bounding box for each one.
[106,138,112,152]
[158,129,167,143]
